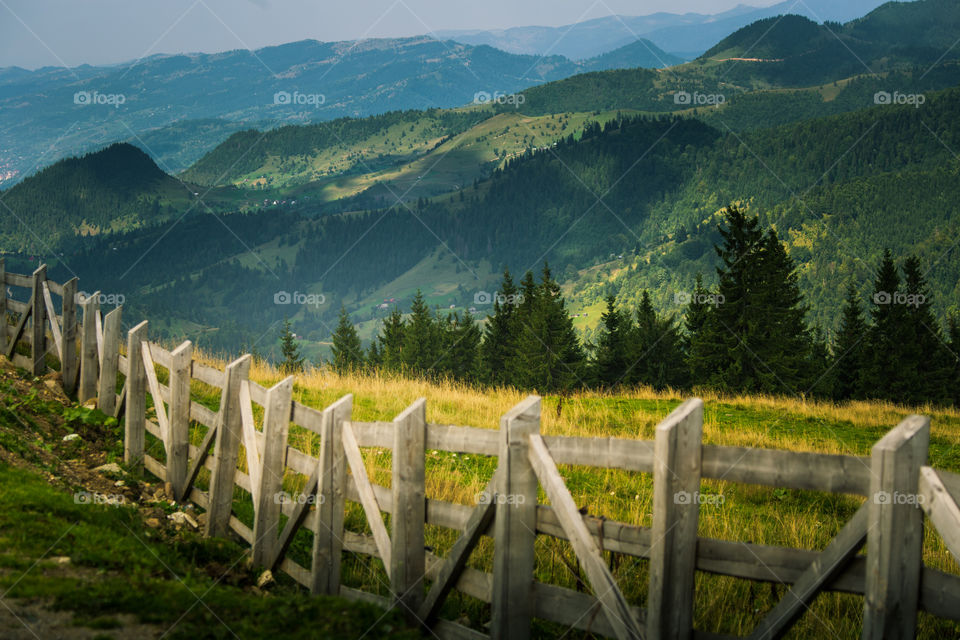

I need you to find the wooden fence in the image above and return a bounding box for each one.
[4,261,960,640]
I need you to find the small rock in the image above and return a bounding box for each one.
[168,511,198,529]
[145,518,161,528]
[94,462,124,475]
[62,434,80,442]
[256,570,274,589]
[114,480,125,487]
[81,399,97,409]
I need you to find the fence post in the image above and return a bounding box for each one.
[61,278,79,394]
[97,306,122,415]
[491,395,540,640]
[124,321,148,472]
[206,354,251,537]
[311,394,352,596]
[648,399,704,640]
[167,341,193,501]
[863,415,930,640]
[252,376,294,567]
[0,258,6,354]
[392,398,426,615]
[78,294,100,403]
[30,265,47,376]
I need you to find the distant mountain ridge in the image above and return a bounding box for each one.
[435,0,907,60]
[0,36,679,190]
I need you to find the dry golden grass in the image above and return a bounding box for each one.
[184,351,960,638]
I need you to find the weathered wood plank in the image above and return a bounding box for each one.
[342,420,392,577]
[252,377,294,568]
[123,322,148,470]
[702,446,871,496]
[60,278,78,393]
[4,272,32,288]
[419,473,497,624]
[30,265,47,376]
[491,395,540,640]
[205,355,252,538]
[0,259,6,355]
[192,362,224,389]
[78,295,99,403]
[311,394,351,596]
[141,342,170,449]
[239,380,261,504]
[648,398,703,640]
[97,307,122,415]
[392,398,426,614]
[918,466,960,564]
[41,281,62,362]
[167,341,193,501]
[748,502,869,640]
[863,415,930,640]
[269,466,320,571]
[528,433,643,640]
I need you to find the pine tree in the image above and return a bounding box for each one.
[687,207,811,395]
[279,318,304,374]
[592,295,630,388]
[688,206,764,392]
[329,305,364,373]
[861,250,911,401]
[901,256,951,405]
[480,269,518,385]
[508,266,585,392]
[628,291,688,390]
[442,312,482,381]
[947,314,960,407]
[378,308,406,372]
[831,282,868,400]
[403,290,439,375]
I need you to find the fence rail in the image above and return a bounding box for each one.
[4,262,960,639]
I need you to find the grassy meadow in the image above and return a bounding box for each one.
[140,351,960,638]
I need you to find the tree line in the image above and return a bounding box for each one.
[319,206,959,407]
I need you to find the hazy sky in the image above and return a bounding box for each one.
[0,0,782,69]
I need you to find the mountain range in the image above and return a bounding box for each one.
[0,36,677,189]
[434,0,905,60]
[2,0,958,362]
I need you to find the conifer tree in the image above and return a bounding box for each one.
[442,312,482,381]
[279,318,305,374]
[402,290,439,375]
[901,255,951,404]
[508,265,585,392]
[378,308,406,372]
[947,314,960,407]
[480,269,518,385]
[592,295,630,388]
[831,282,868,400]
[329,305,364,373]
[629,291,687,390]
[861,250,910,400]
